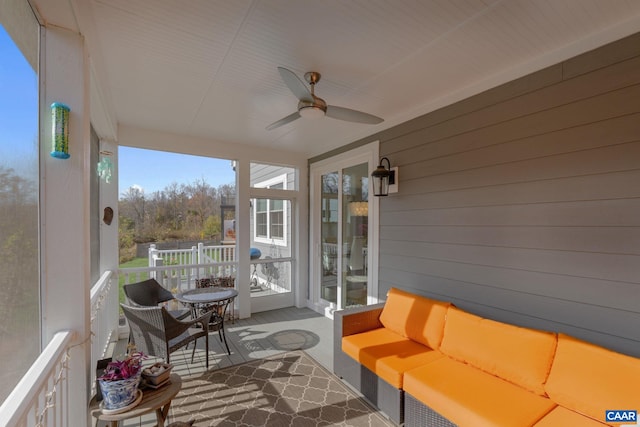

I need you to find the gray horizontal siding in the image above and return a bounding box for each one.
[374,32,640,357]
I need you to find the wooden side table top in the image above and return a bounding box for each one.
[90,373,182,426]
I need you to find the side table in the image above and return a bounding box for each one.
[90,373,182,427]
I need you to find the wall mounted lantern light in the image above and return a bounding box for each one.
[371,157,398,196]
[50,102,70,159]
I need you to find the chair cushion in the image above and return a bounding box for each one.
[378,287,450,349]
[342,327,443,388]
[544,333,640,423]
[439,308,557,395]
[404,357,556,427]
[534,407,608,426]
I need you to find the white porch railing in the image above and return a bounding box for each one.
[321,242,368,275]
[0,271,119,427]
[144,243,293,294]
[120,261,238,292]
[0,330,74,427]
[147,244,238,288]
[90,271,119,380]
[149,243,236,266]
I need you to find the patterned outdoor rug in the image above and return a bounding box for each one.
[170,351,394,426]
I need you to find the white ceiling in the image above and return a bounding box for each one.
[32,0,640,157]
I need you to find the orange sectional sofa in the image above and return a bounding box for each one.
[333,287,640,426]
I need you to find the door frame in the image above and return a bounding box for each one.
[249,187,296,313]
[308,141,381,317]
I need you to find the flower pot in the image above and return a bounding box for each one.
[98,373,141,411]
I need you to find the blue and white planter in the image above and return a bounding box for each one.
[98,373,141,410]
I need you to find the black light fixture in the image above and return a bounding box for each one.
[371,157,396,196]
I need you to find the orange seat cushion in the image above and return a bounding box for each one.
[404,357,556,427]
[439,307,557,395]
[534,407,608,426]
[378,287,450,349]
[544,333,640,424]
[342,327,443,388]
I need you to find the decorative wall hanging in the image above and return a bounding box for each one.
[50,102,70,159]
[97,151,113,183]
[103,207,113,226]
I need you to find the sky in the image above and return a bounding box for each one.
[118,147,236,197]
[0,25,38,177]
[0,23,236,198]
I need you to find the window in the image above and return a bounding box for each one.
[269,196,284,239]
[255,198,268,238]
[0,4,40,405]
[253,175,287,245]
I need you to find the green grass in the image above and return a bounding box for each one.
[119,257,149,269]
[118,257,149,306]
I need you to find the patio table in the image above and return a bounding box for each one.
[175,287,237,355]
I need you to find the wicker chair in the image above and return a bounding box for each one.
[121,304,212,369]
[123,278,190,320]
[195,278,212,288]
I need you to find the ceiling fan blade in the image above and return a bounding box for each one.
[278,67,312,102]
[326,105,383,124]
[266,111,301,130]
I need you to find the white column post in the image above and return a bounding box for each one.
[40,25,91,427]
[191,245,197,280]
[149,244,157,279]
[148,243,157,265]
[99,138,119,352]
[196,242,204,279]
[197,242,204,264]
[236,160,250,319]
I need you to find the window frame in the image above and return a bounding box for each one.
[253,173,288,246]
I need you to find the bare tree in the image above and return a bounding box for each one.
[118,178,235,253]
[120,186,147,238]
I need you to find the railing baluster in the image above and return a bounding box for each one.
[0,269,150,427]
[0,331,74,427]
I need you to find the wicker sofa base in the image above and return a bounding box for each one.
[405,393,457,427]
[334,303,403,425]
[335,349,403,425]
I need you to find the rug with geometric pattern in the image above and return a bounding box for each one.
[170,351,394,426]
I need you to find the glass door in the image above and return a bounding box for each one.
[249,163,297,313]
[342,163,369,308]
[249,197,294,313]
[310,142,379,317]
[320,172,339,305]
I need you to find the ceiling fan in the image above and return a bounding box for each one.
[266,67,384,130]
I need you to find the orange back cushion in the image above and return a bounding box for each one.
[545,334,640,422]
[439,308,557,395]
[379,287,450,349]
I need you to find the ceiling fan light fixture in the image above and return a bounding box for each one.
[298,97,327,119]
[299,105,326,119]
